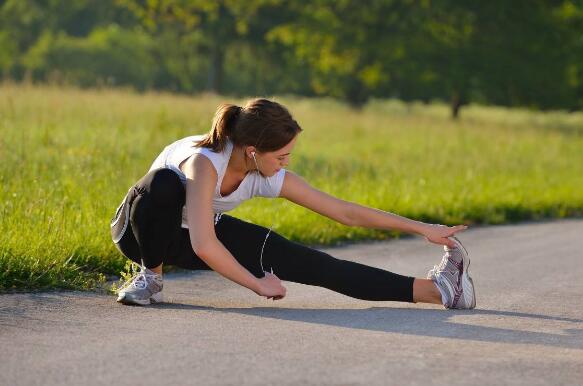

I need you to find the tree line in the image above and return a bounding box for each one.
[1,0,581,117]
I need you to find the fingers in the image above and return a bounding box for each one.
[265,272,282,283]
[452,224,468,232]
[434,236,456,248]
[425,224,468,248]
[259,279,285,300]
[447,224,468,236]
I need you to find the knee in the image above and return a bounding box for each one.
[147,168,185,207]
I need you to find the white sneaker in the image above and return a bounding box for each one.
[427,237,476,309]
[116,260,164,306]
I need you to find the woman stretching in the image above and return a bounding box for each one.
[110,98,476,309]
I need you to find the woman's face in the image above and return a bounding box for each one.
[254,135,298,177]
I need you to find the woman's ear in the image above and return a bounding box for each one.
[245,146,257,158]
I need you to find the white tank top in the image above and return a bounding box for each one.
[148,135,286,228]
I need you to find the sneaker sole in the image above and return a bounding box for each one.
[116,291,164,306]
[460,261,476,309]
[451,237,476,309]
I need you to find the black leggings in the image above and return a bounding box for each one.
[110,168,415,302]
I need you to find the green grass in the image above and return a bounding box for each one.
[1,84,582,292]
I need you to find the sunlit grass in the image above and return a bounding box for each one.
[1,83,582,291]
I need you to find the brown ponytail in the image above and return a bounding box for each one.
[194,104,241,152]
[195,98,302,153]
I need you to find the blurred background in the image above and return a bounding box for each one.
[1,0,582,118]
[2,0,583,290]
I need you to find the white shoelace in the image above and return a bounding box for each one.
[118,259,161,292]
[429,238,468,277]
[428,250,450,278]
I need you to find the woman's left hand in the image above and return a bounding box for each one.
[422,224,468,248]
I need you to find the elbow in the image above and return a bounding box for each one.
[192,245,207,258]
[192,239,217,259]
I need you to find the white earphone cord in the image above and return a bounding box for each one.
[253,152,276,274]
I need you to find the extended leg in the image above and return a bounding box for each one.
[214,215,417,303]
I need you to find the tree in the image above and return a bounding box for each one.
[0,0,134,80]
[117,0,291,93]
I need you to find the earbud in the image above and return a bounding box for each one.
[250,151,259,171]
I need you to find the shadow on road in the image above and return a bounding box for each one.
[153,303,583,350]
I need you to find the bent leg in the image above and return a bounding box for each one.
[128,168,185,269]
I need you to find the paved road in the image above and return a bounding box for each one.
[1,219,582,386]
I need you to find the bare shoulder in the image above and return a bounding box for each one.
[180,153,217,182]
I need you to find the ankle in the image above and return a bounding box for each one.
[413,278,443,304]
[145,267,163,279]
[149,263,163,276]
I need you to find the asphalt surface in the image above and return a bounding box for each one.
[1,219,582,386]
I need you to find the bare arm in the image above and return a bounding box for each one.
[279,171,466,247]
[183,154,286,298]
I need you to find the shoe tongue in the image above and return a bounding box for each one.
[132,275,147,289]
[445,244,457,251]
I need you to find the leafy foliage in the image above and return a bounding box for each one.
[1,0,582,116]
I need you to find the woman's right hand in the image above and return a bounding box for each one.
[255,271,287,300]
[422,224,468,248]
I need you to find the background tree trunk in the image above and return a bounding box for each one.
[207,45,224,93]
[451,90,466,119]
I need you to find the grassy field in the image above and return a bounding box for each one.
[1,84,582,292]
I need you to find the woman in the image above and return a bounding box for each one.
[110,98,475,309]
